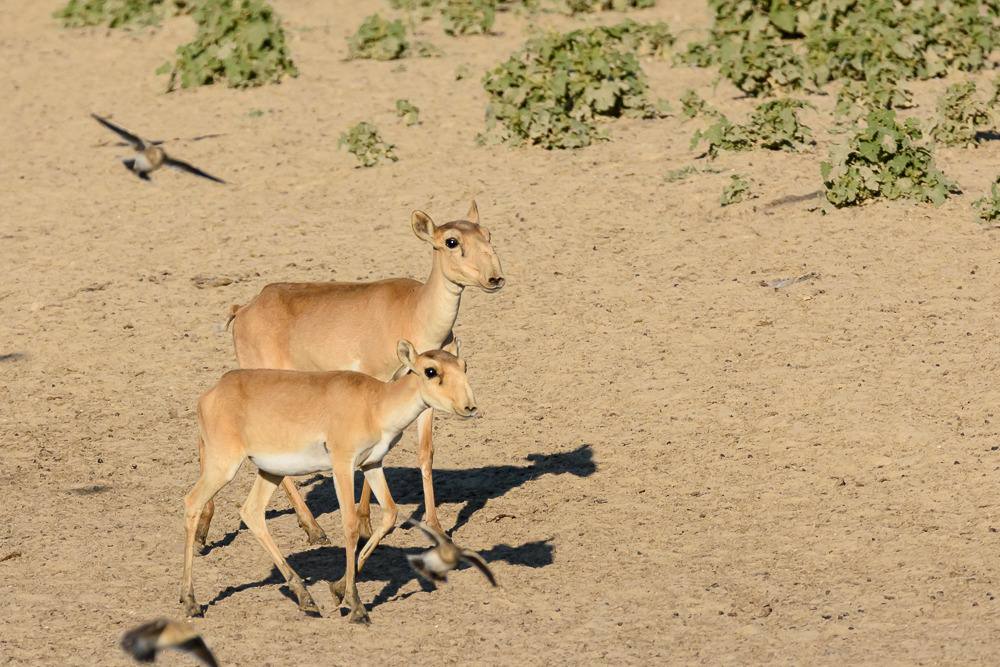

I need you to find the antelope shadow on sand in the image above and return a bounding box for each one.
[202,444,595,554]
[206,538,554,615]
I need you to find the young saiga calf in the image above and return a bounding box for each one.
[212,202,503,546]
[180,341,477,624]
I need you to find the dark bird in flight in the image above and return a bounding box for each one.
[91,114,226,184]
[120,618,219,667]
[403,518,497,588]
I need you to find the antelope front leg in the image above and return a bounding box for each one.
[329,462,369,624]
[280,477,329,545]
[416,408,443,533]
[356,481,374,541]
[357,465,398,573]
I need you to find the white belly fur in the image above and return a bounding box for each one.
[359,432,402,468]
[250,440,332,476]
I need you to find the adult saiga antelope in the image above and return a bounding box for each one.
[201,202,503,547]
[181,341,478,623]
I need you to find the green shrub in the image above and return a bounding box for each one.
[974,178,1000,223]
[441,0,496,35]
[567,0,655,12]
[680,89,712,119]
[348,15,411,60]
[664,165,698,183]
[158,0,296,90]
[721,174,754,206]
[396,98,421,125]
[54,0,188,28]
[682,0,998,96]
[692,98,813,157]
[820,109,959,207]
[480,22,668,149]
[338,122,398,167]
[834,76,914,121]
[930,81,991,147]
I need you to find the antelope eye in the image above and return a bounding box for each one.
[445,238,459,249]
[424,367,437,379]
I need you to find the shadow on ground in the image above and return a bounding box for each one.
[206,538,554,614]
[203,444,595,554]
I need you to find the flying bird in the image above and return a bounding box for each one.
[91,114,226,184]
[120,618,219,667]
[403,518,497,588]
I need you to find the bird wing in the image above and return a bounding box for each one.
[173,637,220,667]
[121,619,219,667]
[163,155,226,184]
[91,113,146,150]
[402,518,445,546]
[460,550,498,587]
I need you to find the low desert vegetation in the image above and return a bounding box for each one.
[396,99,421,125]
[681,0,998,97]
[930,81,992,148]
[821,110,959,207]
[339,122,399,167]
[692,98,813,157]
[720,174,754,206]
[974,178,1000,223]
[348,14,439,60]
[479,21,671,148]
[54,0,190,28]
[158,0,297,90]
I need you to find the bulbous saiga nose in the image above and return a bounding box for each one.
[488,276,505,289]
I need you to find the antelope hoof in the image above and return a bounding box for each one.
[302,524,330,545]
[330,578,346,605]
[194,538,208,555]
[181,594,203,618]
[358,514,373,541]
[349,605,371,625]
[289,579,320,614]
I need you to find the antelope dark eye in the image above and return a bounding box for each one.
[424,368,437,379]
[445,238,459,249]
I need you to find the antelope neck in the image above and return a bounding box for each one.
[373,373,429,435]
[413,251,463,347]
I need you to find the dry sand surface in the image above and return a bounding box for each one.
[2,1,1000,664]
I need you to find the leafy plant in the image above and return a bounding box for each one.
[745,98,814,150]
[682,0,998,97]
[158,0,297,90]
[691,115,754,158]
[441,0,496,35]
[834,76,914,121]
[348,14,411,60]
[664,165,697,182]
[338,122,398,167]
[974,177,1000,223]
[820,109,959,207]
[930,81,991,147]
[396,98,421,125]
[480,22,668,149]
[680,89,712,119]
[567,0,655,12]
[692,98,813,157]
[721,174,754,206]
[54,0,188,28]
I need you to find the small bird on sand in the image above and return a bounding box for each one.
[403,518,497,588]
[120,618,219,667]
[91,113,226,184]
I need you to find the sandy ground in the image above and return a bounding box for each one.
[2,1,999,664]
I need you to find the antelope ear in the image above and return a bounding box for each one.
[466,200,480,224]
[397,339,419,372]
[411,211,436,244]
